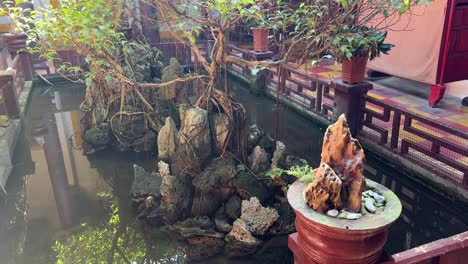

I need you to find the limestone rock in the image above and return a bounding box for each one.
[241,197,279,236]
[224,219,263,257]
[157,117,178,160]
[285,155,308,169]
[248,145,271,174]
[211,113,230,150]
[158,161,171,177]
[0,115,10,127]
[192,157,236,193]
[177,107,212,171]
[234,172,271,203]
[131,165,161,197]
[304,163,342,213]
[247,124,264,152]
[225,195,242,220]
[160,58,186,102]
[191,192,222,216]
[160,174,193,224]
[186,235,225,261]
[258,134,275,156]
[321,114,366,212]
[270,141,286,170]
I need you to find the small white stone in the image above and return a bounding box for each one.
[365,201,376,213]
[346,213,362,220]
[327,209,339,217]
[368,190,385,203]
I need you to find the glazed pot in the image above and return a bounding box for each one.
[287,179,401,264]
[341,56,368,84]
[251,28,269,52]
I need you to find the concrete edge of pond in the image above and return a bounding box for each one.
[0,80,33,196]
[226,67,468,206]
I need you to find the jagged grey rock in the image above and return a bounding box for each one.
[270,141,286,170]
[224,219,263,257]
[157,117,178,160]
[131,164,161,197]
[240,197,279,236]
[178,107,212,168]
[211,113,230,150]
[248,145,271,173]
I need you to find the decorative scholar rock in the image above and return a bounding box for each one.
[157,117,178,160]
[248,145,271,174]
[304,163,342,213]
[320,114,366,212]
[224,219,263,257]
[304,114,365,213]
[240,197,279,236]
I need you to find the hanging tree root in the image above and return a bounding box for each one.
[196,89,247,162]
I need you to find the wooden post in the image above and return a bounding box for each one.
[333,80,373,136]
[0,71,20,118]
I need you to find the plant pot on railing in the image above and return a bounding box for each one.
[251,28,269,52]
[341,56,368,84]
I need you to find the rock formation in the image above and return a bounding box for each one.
[157,117,178,160]
[240,197,279,236]
[270,141,286,170]
[304,114,366,213]
[211,113,230,151]
[248,145,271,173]
[224,219,263,257]
[177,107,212,172]
[160,58,186,103]
[304,163,342,212]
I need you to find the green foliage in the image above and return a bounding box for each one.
[265,167,287,180]
[53,194,146,264]
[0,0,31,33]
[332,25,394,61]
[27,0,126,82]
[286,165,315,182]
[265,165,315,183]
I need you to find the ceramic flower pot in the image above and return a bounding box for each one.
[287,179,401,264]
[342,56,368,84]
[251,28,269,52]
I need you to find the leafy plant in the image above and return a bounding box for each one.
[0,0,31,33]
[332,25,394,61]
[265,167,287,180]
[286,165,315,182]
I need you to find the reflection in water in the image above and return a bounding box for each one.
[0,81,466,264]
[52,193,185,264]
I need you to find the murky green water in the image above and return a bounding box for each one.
[0,80,466,264]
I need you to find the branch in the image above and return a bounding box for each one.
[224,55,283,69]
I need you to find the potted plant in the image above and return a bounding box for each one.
[0,1,31,53]
[332,25,394,84]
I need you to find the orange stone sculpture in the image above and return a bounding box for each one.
[304,163,342,212]
[305,114,366,213]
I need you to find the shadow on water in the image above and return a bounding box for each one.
[0,80,466,264]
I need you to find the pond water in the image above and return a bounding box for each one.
[0,79,466,264]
